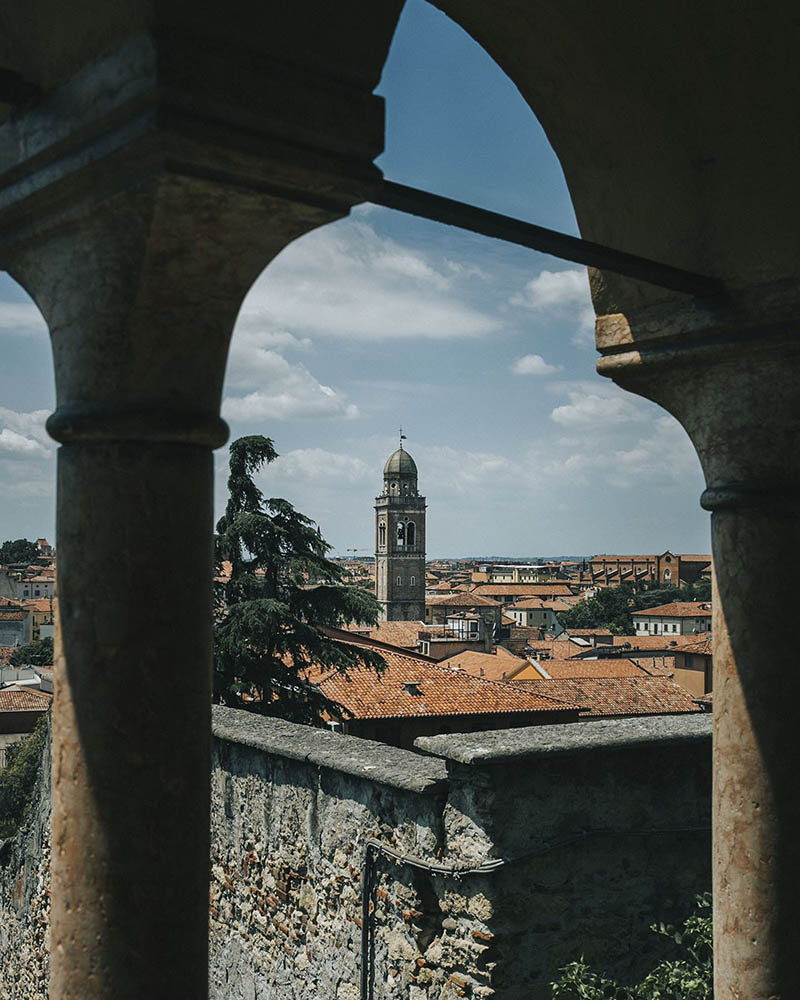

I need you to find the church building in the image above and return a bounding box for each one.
[375,440,426,621]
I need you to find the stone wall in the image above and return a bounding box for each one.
[0,708,711,999]
[210,709,711,1000]
[0,720,51,999]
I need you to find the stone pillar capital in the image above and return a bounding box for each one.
[594,279,800,514]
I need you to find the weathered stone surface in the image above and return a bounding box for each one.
[1,710,712,1000]
[0,719,51,1000]
[415,714,712,765]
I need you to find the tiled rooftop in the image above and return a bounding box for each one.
[344,620,424,649]
[533,657,646,679]
[632,602,712,617]
[512,675,702,718]
[0,685,52,712]
[313,634,580,720]
[438,647,526,681]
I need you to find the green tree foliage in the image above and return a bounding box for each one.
[559,584,635,634]
[551,893,712,999]
[8,637,53,667]
[0,715,47,839]
[560,579,712,635]
[214,435,384,724]
[0,538,39,565]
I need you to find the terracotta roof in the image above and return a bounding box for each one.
[632,602,712,618]
[610,633,712,651]
[0,647,16,665]
[542,599,574,612]
[566,628,613,636]
[438,647,527,682]
[0,597,24,608]
[0,685,52,712]
[472,584,574,597]
[313,633,580,720]
[676,635,713,655]
[426,593,501,608]
[532,657,646,679]
[23,599,53,613]
[344,620,424,649]
[523,639,585,658]
[629,655,677,677]
[512,676,702,718]
[0,611,27,621]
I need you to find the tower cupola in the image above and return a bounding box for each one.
[382,444,418,497]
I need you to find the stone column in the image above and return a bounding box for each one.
[597,303,800,1000]
[4,177,346,999]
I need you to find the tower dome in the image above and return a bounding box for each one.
[383,447,417,477]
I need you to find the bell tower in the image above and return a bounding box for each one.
[375,437,426,621]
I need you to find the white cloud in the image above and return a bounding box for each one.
[270,449,371,485]
[510,268,590,311]
[510,267,595,346]
[550,392,642,427]
[0,428,50,457]
[0,302,47,337]
[0,409,56,511]
[511,353,562,376]
[414,444,516,495]
[0,408,53,454]
[223,384,358,423]
[237,220,501,341]
[222,324,358,423]
[225,328,312,393]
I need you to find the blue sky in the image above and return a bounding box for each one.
[0,0,709,558]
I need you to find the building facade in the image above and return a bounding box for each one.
[374,444,426,621]
[632,602,713,636]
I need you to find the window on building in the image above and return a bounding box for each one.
[406,521,416,547]
[397,576,402,586]
[378,522,386,548]
[397,522,405,547]
[410,575,415,586]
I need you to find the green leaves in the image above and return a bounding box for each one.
[551,895,712,1000]
[0,716,47,839]
[0,538,39,566]
[8,636,53,667]
[213,435,382,724]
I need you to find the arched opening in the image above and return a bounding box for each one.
[2,2,793,997]
[406,521,415,547]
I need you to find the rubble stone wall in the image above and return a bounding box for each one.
[209,710,712,1000]
[0,722,51,1000]
[0,709,712,1000]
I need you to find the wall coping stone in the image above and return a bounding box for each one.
[212,704,448,795]
[414,714,712,765]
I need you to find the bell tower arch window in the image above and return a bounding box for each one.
[406,521,415,547]
[379,522,386,549]
[397,522,405,547]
